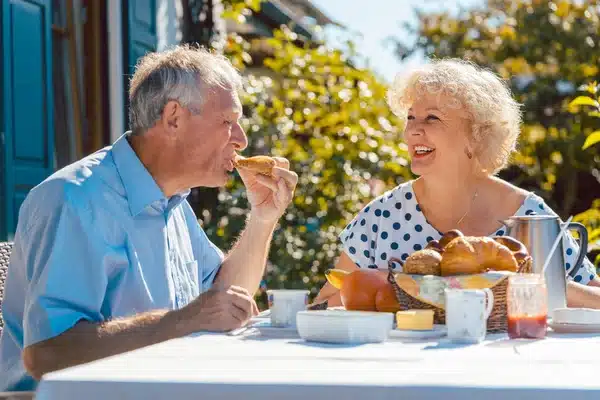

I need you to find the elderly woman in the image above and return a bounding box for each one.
[314,59,600,308]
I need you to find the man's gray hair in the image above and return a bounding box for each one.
[128,45,243,134]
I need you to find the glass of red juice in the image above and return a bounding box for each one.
[507,274,548,339]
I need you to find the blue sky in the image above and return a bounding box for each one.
[311,0,483,83]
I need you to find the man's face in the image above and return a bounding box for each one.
[179,86,248,188]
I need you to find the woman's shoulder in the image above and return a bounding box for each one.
[340,181,411,232]
[487,176,528,201]
[486,178,556,217]
[490,180,558,218]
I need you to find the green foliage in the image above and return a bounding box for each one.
[205,25,411,302]
[221,0,262,23]
[574,201,600,253]
[568,81,600,150]
[569,82,600,254]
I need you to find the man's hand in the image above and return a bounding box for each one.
[217,157,297,295]
[237,157,298,223]
[180,285,259,332]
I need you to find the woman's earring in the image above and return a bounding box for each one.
[465,148,473,159]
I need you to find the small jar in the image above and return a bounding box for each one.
[507,274,548,339]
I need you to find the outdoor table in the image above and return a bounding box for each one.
[35,324,600,400]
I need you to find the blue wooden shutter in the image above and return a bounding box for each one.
[127,0,157,75]
[125,0,157,124]
[1,0,54,240]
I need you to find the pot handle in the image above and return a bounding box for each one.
[564,222,589,278]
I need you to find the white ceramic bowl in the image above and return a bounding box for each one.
[296,310,395,344]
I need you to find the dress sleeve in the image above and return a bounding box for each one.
[339,202,381,269]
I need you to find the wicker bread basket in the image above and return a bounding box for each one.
[386,256,532,333]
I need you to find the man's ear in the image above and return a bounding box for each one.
[161,100,185,134]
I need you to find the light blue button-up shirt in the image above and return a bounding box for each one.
[0,133,224,391]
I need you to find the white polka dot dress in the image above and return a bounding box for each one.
[339,181,597,285]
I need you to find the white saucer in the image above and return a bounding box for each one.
[549,321,600,334]
[388,324,447,340]
[251,320,300,337]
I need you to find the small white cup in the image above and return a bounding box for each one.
[267,289,309,328]
[445,288,494,344]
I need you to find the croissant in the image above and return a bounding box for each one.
[440,236,519,276]
[234,155,275,177]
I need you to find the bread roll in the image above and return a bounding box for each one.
[424,239,444,254]
[234,155,275,177]
[403,249,442,276]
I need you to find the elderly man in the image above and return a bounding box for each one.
[0,45,298,391]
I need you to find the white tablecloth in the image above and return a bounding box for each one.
[35,328,600,400]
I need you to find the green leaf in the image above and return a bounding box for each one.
[583,131,600,150]
[569,96,599,108]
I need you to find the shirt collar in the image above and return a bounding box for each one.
[112,132,189,216]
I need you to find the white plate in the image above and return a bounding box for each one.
[228,320,300,337]
[549,321,600,334]
[551,307,600,325]
[388,325,447,340]
[296,310,395,344]
[252,320,301,337]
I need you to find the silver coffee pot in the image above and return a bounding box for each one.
[501,215,589,313]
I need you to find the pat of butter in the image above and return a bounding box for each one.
[396,310,434,331]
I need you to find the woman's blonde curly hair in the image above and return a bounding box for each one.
[387,58,522,174]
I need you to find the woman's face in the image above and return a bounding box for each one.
[403,93,473,178]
